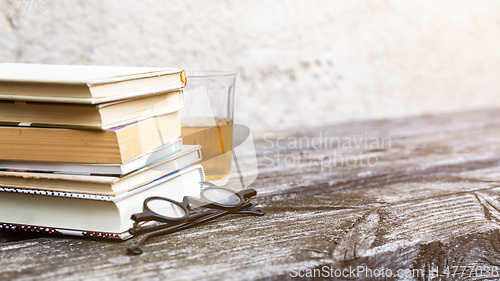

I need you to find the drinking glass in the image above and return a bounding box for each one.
[180,71,236,185]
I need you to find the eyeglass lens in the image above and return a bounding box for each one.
[146,199,186,218]
[203,188,241,205]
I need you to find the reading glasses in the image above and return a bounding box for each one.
[127,182,264,255]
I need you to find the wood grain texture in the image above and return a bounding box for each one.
[2,108,500,280]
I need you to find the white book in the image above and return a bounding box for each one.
[0,165,205,240]
[0,63,186,104]
[0,145,202,196]
[0,89,184,130]
[0,138,183,176]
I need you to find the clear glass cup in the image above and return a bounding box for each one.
[180,71,237,186]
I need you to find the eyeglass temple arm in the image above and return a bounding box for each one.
[128,209,230,255]
[129,202,264,236]
[238,188,257,200]
[233,208,264,216]
[129,210,216,236]
[131,211,156,223]
[127,203,264,255]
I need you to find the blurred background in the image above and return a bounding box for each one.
[1,0,500,132]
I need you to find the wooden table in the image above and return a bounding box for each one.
[2,109,500,280]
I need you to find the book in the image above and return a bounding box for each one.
[0,165,205,239]
[0,63,187,104]
[0,138,183,176]
[0,145,202,196]
[0,112,181,164]
[0,89,184,130]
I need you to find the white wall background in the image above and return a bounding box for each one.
[1,0,500,132]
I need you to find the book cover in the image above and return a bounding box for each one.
[0,145,202,196]
[0,138,183,176]
[0,112,181,164]
[0,223,134,240]
[0,165,205,239]
[0,63,187,104]
[0,89,184,130]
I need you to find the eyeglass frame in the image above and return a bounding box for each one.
[127,184,264,255]
[130,184,258,231]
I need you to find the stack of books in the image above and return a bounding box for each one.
[0,63,205,239]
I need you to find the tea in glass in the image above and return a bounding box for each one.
[180,72,236,185]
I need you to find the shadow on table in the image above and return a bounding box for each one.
[0,229,48,243]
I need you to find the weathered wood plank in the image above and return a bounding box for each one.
[3,108,500,280]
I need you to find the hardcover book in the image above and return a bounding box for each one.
[0,112,181,164]
[0,145,202,196]
[0,63,187,104]
[0,138,183,176]
[0,165,205,239]
[0,89,184,130]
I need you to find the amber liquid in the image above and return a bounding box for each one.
[181,121,233,183]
